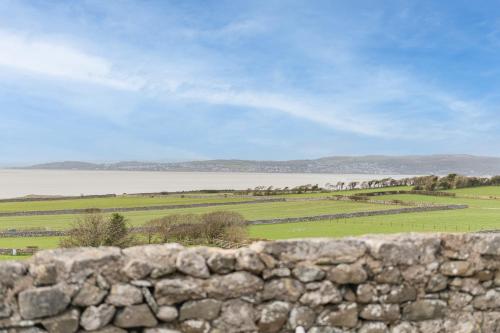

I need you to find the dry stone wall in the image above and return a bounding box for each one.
[1,233,500,332]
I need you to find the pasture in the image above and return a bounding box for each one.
[1,185,499,260]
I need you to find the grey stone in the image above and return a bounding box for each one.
[300,280,342,306]
[206,251,236,274]
[80,304,116,331]
[19,285,71,319]
[440,261,474,277]
[212,299,256,332]
[473,289,500,310]
[206,271,263,299]
[317,303,358,328]
[0,261,27,287]
[41,309,79,333]
[155,277,206,305]
[262,278,304,302]
[179,299,222,321]
[258,301,290,333]
[106,284,143,306]
[31,264,57,286]
[328,264,367,284]
[402,300,447,321]
[262,267,291,279]
[123,259,153,280]
[180,319,210,333]
[142,287,159,314]
[426,274,448,292]
[113,304,158,328]
[236,249,265,273]
[156,306,178,322]
[123,243,183,278]
[375,267,401,284]
[292,264,325,282]
[288,306,316,329]
[357,283,377,303]
[72,283,107,306]
[176,250,210,278]
[359,322,389,333]
[360,304,400,322]
[380,284,416,304]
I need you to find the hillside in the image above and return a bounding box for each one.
[22,155,500,175]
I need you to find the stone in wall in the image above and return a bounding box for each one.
[0,233,499,332]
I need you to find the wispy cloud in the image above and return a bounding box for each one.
[0,30,143,90]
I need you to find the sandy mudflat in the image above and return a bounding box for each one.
[0,169,411,199]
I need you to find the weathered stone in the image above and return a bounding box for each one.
[358,322,388,333]
[179,299,222,321]
[18,285,70,319]
[262,267,291,280]
[258,301,290,333]
[154,277,205,305]
[72,283,107,306]
[366,235,440,265]
[262,278,304,302]
[31,264,57,286]
[206,271,263,299]
[123,243,183,278]
[143,328,181,333]
[180,319,211,333]
[448,292,473,310]
[41,309,79,333]
[236,249,265,273]
[403,300,447,321]
[80,304,116,331]
[357,283,377,303]
[106,284,142,306]
[251,238,367,264]
[156,306,178,322]
[460,278,485,295]
[317,303,358,328]
[292,264,325,282]
[288,306,316,329]
[473,289,500,310]
[82,326,127,333]
[176,250,210,278]
[307,327,344,333]
[391,322,417,333]
[0,261,27,287]
[206,252,236,274]
[375,267,401,284]
[426,274,448,292]
[123,259,152,280]
[300,280,342,307]
[328,264,367,284]
[380,284,416,304]
[212,299,257,332]
[113,304,158,328]
[360,304,400,322]
[440,261,474,277]
[142,286,159,314]
[33,247,121,282]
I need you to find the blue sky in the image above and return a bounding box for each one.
[1,0,500,164]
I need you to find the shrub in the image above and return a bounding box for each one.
[60,213,133,248]
[201,211,246,242]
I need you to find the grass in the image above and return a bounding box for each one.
[0,200,398,230]
[0,236,60,249]
[0,194,251,212]
[446,186,500,197]
[249,208,500,239]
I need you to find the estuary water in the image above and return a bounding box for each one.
[0,169,412,199]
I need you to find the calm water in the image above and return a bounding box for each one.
[0,169,412,199]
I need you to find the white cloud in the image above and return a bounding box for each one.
[0,30,143,90]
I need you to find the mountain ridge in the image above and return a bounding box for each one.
[18,155,500,176]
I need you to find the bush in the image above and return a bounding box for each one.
[143,211,247,245]
[202,211,246,243]
[60,213,133,248]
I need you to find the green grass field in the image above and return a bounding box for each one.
[0,195,251,212]
[1,185,499,260]
[0,200,396,230]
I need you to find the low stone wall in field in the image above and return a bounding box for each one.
[1,233,500,332]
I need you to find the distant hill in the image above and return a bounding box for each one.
[22,155,500,176]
